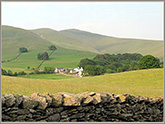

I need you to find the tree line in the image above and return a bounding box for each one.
[78,53,163,76]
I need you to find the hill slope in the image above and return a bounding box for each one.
[2,25,53,54]
[2,25,163,60]
[2,68,163,97]
[32,28,163,60]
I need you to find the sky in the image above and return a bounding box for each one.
[2,2,164,40]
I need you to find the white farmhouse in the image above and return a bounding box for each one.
[74,67,83,77]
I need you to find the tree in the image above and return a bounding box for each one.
[19,47,28,53]
[27,66,30,70]
[83,65,104,76]
[49,45,57,50]
[78,58,96,68]
[7,70,13,76]
[44,67,55,74]
[37,52,49,60]
[2,69,7,75]
[138,55,160,69]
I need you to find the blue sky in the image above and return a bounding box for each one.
[2,2,164,40]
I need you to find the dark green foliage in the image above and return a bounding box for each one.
[2,69,8,75]
[19,47,28,53]
[49,45,57,50]
[78,58,96,68]
[138,55,160,69]
[79,53,143,76]
[1,68,26,76]
[83,65,104,76]
[160,61,164,68]
[18,71,26,75]
[27,66,30,69]
[44,67,55,74]
[13,72,18,76]
[37,52,49,60]
[7,70,13,76]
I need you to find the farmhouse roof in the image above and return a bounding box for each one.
[56,67,64,69]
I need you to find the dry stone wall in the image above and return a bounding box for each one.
[2,92,163,122]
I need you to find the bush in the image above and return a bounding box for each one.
[19,47,28,53]
[106,69,115,73]
[18,71,26,75]
[49,45,57,50]
[2,69,8,75]
[37,52,49,60]
[8,70,13,76]
[44,67,55,74]
[27,66,30,69]
[138,55,160,69]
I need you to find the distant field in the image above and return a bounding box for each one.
[2,68,163,97]
[2,49,96,72]
[18,74,74,79]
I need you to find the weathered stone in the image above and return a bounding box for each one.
[30,93,47,110]
[70,113,85,119]
[13,94,24,106]
[51,94,63,107]
[39,93,52,106]
[17,115,26,121]
[22,96,38,109]
[93,93,102,105]
[83,96,93,105]
[77,92,96,102]
[116,94,127,103]
[46,108,56,115]
[17,109,30,115]
[4,94,16,107]
[47,113,60,121]
[61,93,81,106]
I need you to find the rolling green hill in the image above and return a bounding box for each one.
[32,28,163,60]
[2,25,163,60]
[2,68,163,97]
[2,25,53,54]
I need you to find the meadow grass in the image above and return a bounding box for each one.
[2,68,163,97]
[2,49,96,72]
[18,74,74,79]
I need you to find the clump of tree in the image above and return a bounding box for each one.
[37,52,49,60]
[138,55,160,69]
[1,69,26,76]
[19,47,28,53]
[49,45,57,50]
[83,65,104,76]
[44,67,55,74]
[78,53,143,76]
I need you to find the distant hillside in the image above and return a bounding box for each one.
[2,25,53,54]
[2,25,163,60]
[32,28,163,60]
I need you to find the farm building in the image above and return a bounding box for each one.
[55,67,64,73]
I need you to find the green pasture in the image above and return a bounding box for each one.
[18,74,74,80]
[2,68,163,97]
[2,49,96,72]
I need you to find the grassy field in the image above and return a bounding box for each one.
[2,68,163,97]
[2,49,96,73]
[18,74,74,79]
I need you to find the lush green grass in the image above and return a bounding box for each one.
[18,74,74,79]
[2,49,96,72]
[2,68,163,97]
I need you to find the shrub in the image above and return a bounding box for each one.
[37,52,49,60]
[138,55,160,69]
[49,45,57,50]
[8,70,13,76]
[19,47,28,53]
[44,67,55,74]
